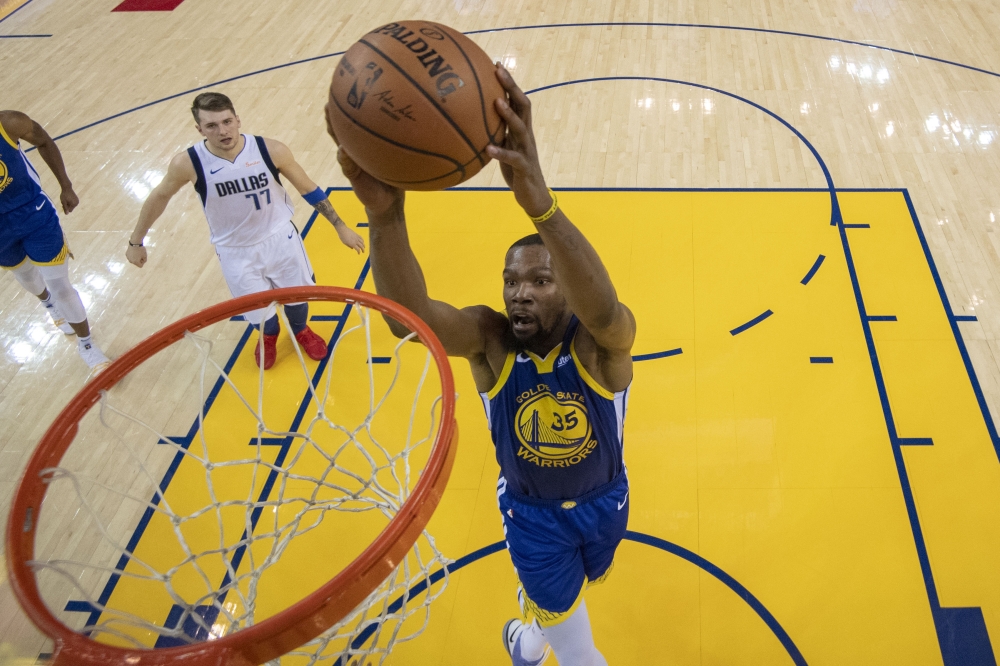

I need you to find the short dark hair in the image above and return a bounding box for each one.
[191,92,236,123]
[508,233,544,252]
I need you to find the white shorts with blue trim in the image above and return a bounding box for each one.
[215,222,314,325]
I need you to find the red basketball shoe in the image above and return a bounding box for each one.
[254,333,278,370]
[295,326,328,361]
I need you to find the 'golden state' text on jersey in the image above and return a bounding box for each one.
[188,135,295,247]
[480,316,629,500]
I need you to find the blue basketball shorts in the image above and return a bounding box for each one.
[498,472,629,626]
[0,192,67,268]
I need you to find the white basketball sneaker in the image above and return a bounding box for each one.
[502,618,550,666]
[78,338,110,373]
[45,302,74,335]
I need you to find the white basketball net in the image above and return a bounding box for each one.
[29,301,451,665]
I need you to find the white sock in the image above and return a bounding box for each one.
[540,600,607,666]
[78,334,92,345]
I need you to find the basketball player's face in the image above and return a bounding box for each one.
[196,109,242,153]
[503,246,568,348]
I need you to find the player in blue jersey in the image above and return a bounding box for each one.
[332,64,635,666]
[0,110,110,372]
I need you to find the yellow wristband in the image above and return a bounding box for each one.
[529,189,559,224]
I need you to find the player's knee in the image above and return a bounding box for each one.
[42,273,77,300]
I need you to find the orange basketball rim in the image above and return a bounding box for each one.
[6,286,459,666]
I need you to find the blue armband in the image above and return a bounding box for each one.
[303,187,327,205]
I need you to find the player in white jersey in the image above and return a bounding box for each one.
[126,93,365,369]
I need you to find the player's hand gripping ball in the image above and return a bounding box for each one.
[326,20,505,191]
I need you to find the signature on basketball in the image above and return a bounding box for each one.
[372,90,416,122]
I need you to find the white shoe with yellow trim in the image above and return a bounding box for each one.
[78,338,110,373]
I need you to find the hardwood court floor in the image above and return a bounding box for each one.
[3,0,1000,664]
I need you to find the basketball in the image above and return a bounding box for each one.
[326,20,506,191]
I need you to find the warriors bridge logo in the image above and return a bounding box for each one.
[514,386,597,467]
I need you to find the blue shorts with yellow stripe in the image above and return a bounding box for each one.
[498,472,629,626]
[0,192,67,268]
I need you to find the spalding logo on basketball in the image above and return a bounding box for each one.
[327,21,506,191]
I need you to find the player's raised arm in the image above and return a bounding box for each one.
[335,147,503,365]
[264,138,365,254]
[126,151,195,268]
[487,65,636,356]
[0,111,78,214]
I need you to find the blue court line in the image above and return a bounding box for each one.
[333,532,807,666]
[519,72,997,662]
[624,532,808,665]
[839,190,996,662]
[0,0,36,24]
[904,188,1000,465]
[451,186,834,192]
[452,187,911,193]
[368,357,391,364]
[64,223,371,631]
[24,22,1000,152]
[0,33,50,37]
[234,313,345,322]
[27,51,348,151]
[47,58,969,656]
[159,258,373,642]
[528,79,830,352]
[867,315,898,322]
[69,323,255,628]
[730,310,774,336]
[800,255,825,285]
[632,348,682,361]
[524,76,842,230]
[246,437,287,446]
[898,438,934,446]
[843,223,871,229]
[466,22,1000,81]
[810,357,833,364]
[154,435,192,447]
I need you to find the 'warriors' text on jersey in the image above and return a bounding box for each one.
[480,316,629,500]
